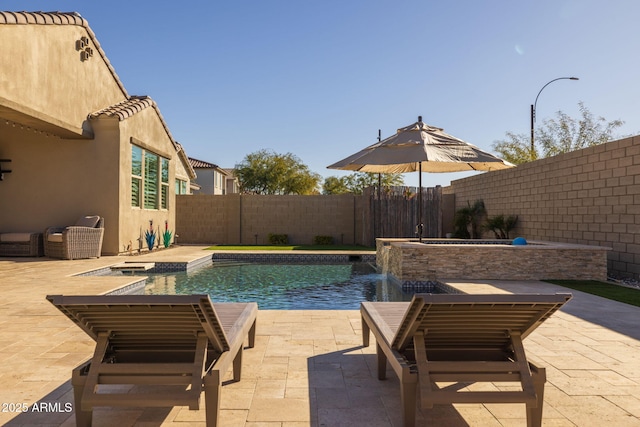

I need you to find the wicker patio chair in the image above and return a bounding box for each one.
[44,215,104,259]
[0,232,43,256]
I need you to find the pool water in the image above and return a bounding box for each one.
[143,262,420,309]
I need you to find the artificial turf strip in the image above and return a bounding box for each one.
[207,244,373,251]
[545,280,640,307]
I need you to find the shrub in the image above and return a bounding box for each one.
[313,235,333,245]
[484,215,518,239]
[453,200,486,239]
[268,233,289,245]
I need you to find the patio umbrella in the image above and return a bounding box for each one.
[327,116,515,240]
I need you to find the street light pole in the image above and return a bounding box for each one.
[530,76,579,157]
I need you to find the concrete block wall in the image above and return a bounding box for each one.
[446,135,640,279]
[177,194,357,245]
[175,194,240,244]
[240,195,356,245]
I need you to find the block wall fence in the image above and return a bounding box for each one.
[176,194,362,246]
[445,135,640,279]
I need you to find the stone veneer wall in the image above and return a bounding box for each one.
[177,194,360,245]
[445,135,640,279]
[378,240,609,282]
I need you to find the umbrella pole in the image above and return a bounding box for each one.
[418,163,423,242]
[377,130,382,238]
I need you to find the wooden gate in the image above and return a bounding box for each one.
[361,186,442,246]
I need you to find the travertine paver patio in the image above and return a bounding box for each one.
[0,246,639,426]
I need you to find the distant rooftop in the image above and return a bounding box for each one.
[189,157,218,169]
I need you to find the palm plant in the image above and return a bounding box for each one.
[485,215,518,239]
[453,200,486,239]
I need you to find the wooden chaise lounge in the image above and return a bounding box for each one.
[47,294,258,427]
[361,293,572,427]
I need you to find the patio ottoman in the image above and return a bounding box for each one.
[0,232,44,257]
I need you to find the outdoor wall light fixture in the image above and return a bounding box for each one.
[76,36,93,61]
[530,76,579,155]
[0,159,12,181]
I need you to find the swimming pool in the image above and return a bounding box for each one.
[143,261,433,309]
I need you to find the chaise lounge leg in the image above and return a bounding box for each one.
[362,316,370,347]
[233,346,244,382]
[400,380,417,427]
[248,320,256,348]
[204,370,221,427]
[376,343,387,380]
[527,364,546,427]
[71,368,92,427]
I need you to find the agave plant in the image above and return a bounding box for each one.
[144,220,156,251]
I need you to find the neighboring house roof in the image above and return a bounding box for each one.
[188,158,236,179]
[0,11,129,99]
[189,157,219,169]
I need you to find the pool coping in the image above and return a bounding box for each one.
[76,251,378,276]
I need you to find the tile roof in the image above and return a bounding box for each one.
[189,158,218,169]
[0,11,85,25]
[89,96,154,121]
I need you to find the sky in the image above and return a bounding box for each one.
[5,1,640,188]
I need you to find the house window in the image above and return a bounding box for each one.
[131,145,142,207]
[144,151,159,209]
[175,179,187,195]
[131,144,169,210]
[161,158,169,209]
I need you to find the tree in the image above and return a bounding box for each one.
[322,176,350,195]
[492,102,624,165]
[322,172,404,195]
[235,150,322,195]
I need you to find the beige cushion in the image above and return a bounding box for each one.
[75,215,100,228]
[0,233,33,242]
[47,233,64,243]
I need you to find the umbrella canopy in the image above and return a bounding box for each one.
[327,116,515,241]
[327,117,515,173]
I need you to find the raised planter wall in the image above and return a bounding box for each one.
[377,238,610,283]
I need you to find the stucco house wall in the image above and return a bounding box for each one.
[194,169,216,194]
[0,11,195,255]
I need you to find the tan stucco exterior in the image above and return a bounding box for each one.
[0,11,195,255]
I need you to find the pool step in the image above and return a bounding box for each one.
[110,262,156,272]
